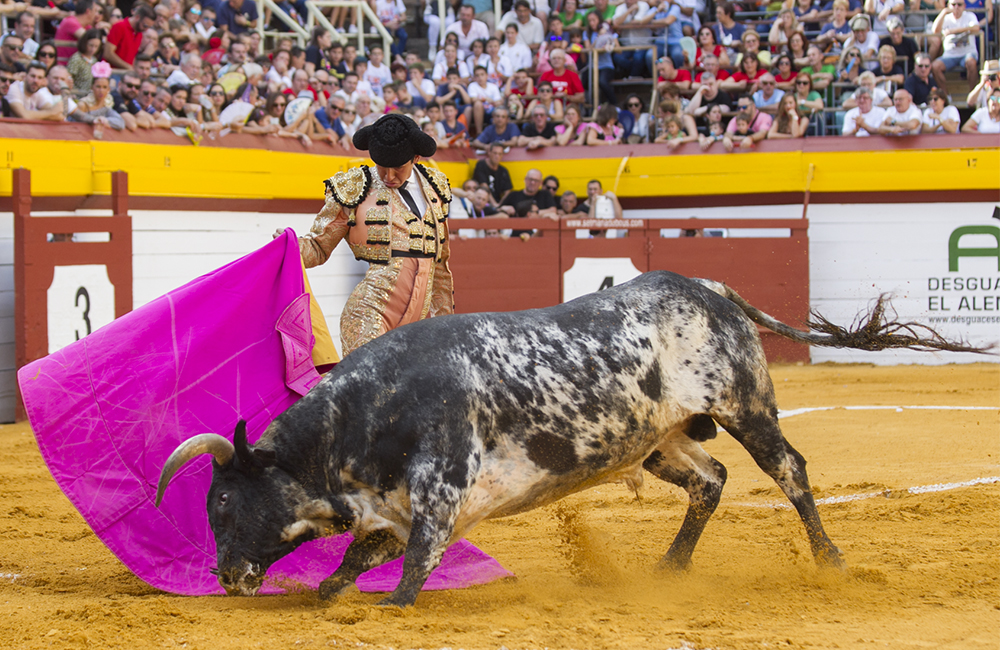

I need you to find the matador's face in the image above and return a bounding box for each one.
[376,157,420,189]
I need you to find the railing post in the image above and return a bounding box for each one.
[112,170,128,216]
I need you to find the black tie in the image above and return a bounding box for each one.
[398,182,421,218]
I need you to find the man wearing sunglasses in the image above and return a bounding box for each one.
[931,0,980,90]
[0,34,24,72]
[111,72,149,130]
[903,52,938,104]
[0,62,16,117]
[967,59,1000,108]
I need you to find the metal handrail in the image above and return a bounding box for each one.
[308,0,393,55]
[589,44,658,117]
[255,0,310,51]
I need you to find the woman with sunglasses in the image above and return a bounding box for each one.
[774,54,797,91]
[836,46,863,84]
[525,81,564,121]
[67,28,104,95]
[35,41,58,73]
[792,72,824,114]
[961,87,1000,133]
[622,93,651,143]
[694,26,730,71]
[921,88,959,133]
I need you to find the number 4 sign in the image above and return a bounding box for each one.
[47,265,116,354]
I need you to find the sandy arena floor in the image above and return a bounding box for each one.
[1,363,997,650]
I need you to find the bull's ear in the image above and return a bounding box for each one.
[253,448,277,468]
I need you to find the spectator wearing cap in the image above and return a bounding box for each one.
[967,59,1000,109]
[104,4,156,71]
[904,52,937,105]
[931,0,981,91]
[471,104,520,150]
[863,0,904,35]
[516,104,558,149]
[216,0,259,35]
[842,86,886,135]
[922,87,960,132]
[878,16,919,72]
[877,88,921,135]
[5,61,64,120]
[960,86,1000,133]
[752,73,785,115]
[843,14,880,68]
[446,5,492,59]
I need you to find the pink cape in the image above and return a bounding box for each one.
[17,231,512,596]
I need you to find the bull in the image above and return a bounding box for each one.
[156,271,986,607]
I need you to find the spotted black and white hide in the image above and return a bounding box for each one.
[162,270,974,606]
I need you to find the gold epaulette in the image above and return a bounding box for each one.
[415,164,452,204]
[323,166,372,209]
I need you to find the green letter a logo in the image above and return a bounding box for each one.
[949,225,1000,272]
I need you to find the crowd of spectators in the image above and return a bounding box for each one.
[0,0,997,149]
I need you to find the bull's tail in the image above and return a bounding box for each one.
[695,279,994,355]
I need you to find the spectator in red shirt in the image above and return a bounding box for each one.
[655,55,691,93]
[55,0,102,65]
[104,5,156,71]
[538,48,584,107]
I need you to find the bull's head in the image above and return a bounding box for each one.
[156,421,352,596]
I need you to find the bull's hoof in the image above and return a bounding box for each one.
[816,546,847,571]
[376,594,415,608]
[318,577,355,601]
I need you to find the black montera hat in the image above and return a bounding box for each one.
[353,114,437,167]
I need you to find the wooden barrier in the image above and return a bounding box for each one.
[448,217,810,363]
[14,168,133,419]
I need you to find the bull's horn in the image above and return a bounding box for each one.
[155,434,235,507]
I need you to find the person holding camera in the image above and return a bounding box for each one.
[967,59,1000,109]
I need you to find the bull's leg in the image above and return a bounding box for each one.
[722,410,844,569]
[379,467,467,607]
[318,529,405,601]
[643,415,728,571]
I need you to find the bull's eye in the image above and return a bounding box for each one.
[219,493,229,505]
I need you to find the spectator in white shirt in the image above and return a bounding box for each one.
[842,86,886,135]
[432,42,471,83]
[843,14,880,69]
[424,0,456,60]
[407,62,437,104]
[877,88,922,135]
[446,5,491,59]
[6,62,65,120]
[166,52,203,87]
[364,45,393,97]
[863,0,903,35]
[497,0,545,50]
[931,0,981,91]
[921,88,961,133]
[466,64,503,132]
[961,86,1000,133]
[499,23,533,71]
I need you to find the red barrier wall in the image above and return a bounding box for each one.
[448,217,809,363]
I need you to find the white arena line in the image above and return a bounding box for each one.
[733,405,999,509]
[778,405,998,419]
[738,477,1000,510]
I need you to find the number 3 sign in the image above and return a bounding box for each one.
[47,265,116,354]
